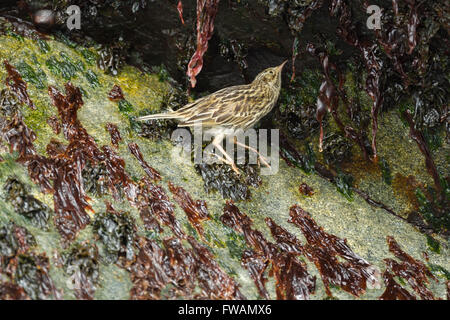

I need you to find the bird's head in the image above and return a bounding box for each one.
[253,60,287,89]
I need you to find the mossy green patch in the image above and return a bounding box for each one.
[15,61,47,89]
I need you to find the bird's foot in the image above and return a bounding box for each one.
[207,151,241,175]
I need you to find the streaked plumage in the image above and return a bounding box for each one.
[138,61,287,173]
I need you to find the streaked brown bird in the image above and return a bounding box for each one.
[138,61,287,173]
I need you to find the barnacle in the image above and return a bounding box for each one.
[97,46,124,76]
[322,133,352,166]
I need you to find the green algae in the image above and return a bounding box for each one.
[118,99,134,114]
[334,171,354,201]
[15,61,47,90]
[84,70,99,88]
[379,157,393,185]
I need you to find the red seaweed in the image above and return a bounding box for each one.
[177,1,185,25]
[4,60,35,110]
[137,177,185,238]
[221,201,316,300]
[0,282,30,300]
[102,145,138,203]
[47,115,61,134]
[241,250,270,299]
[289,204,379,297]
[106,123,122,148]
[107,84,125,102]
[168,182,210,238]
[186,0,220,88]
[299,182,314,196]
[384,236,437,300]
[379,271,417,300]
[129,236,244,299]
[187,236,245,299]
[128,142,161,181]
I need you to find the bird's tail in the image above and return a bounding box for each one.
[137,112,179,121]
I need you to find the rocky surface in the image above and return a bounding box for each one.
[0,3,448,300]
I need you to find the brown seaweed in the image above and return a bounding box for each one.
[46,115,61,135]
[299,183,314,197]
[187,236,245,299]
[0,281,30,300]
[241,250,269,299]
[129,236,244,300]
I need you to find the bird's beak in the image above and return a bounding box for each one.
[278,60,288,71]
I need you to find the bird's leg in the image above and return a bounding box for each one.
[233,139,271,169]
[212,135,240,175]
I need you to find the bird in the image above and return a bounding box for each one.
[138,60,287,173]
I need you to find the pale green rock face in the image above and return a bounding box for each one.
[0,25,448,300]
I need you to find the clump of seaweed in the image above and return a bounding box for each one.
[106,123,122,149]
[45,53,85,81]
[288,205,380,297]
[299,182,314,196]
[92,203,136,265]
[0,88,20,119]
[195,163,261,202]
[220,201,317,300]
[0,222,35,267]
[82,160,109,197]
[0,281,30,300]
[128,236,245,299]
[381,236,438,300]
[0,221,58,300]
[379,271,416,300]
[136,177,185,238]
[3,177,51,230]
[168,182,211,238]
[4,60,35,110]
[61,242,100,300]
[128,142,161,181]
[187,0,220,88]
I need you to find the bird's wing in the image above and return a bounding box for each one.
[178,84,269,128]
